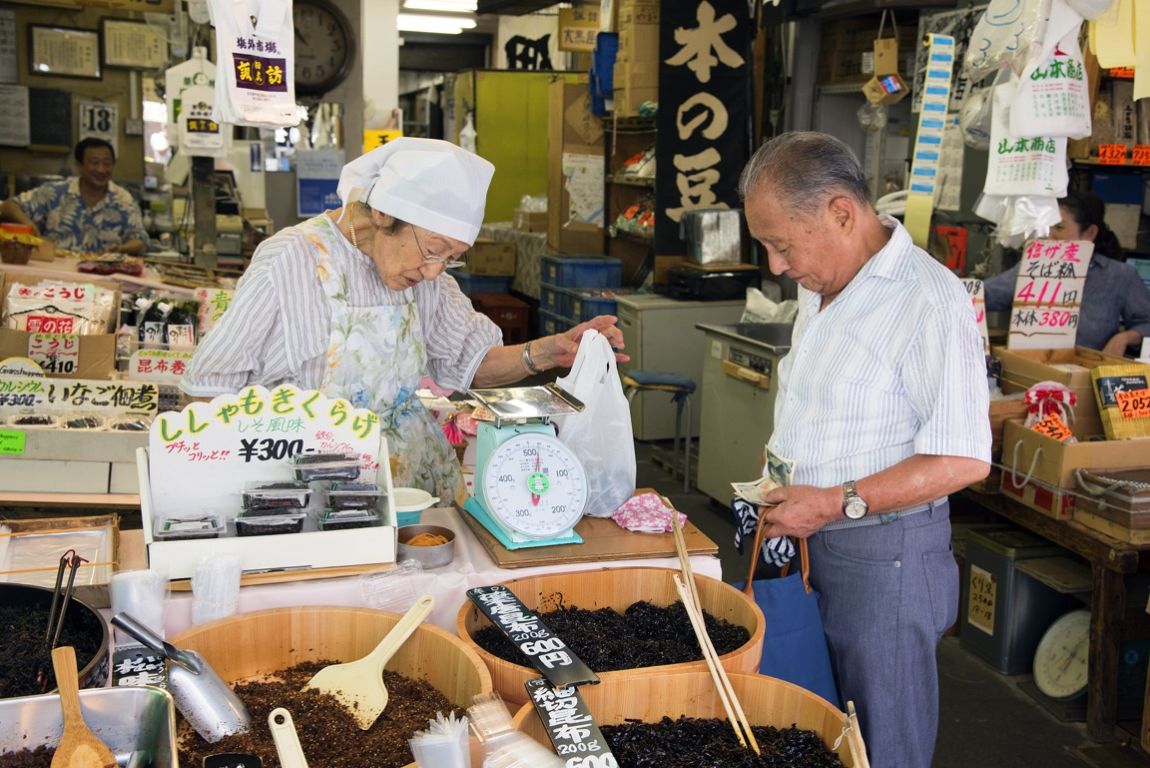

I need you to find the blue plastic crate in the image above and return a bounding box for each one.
[541,255,623,288]
[448,269,512,297]
[538,309,573,337]
[568,289,633,322]
[540,283,564,314]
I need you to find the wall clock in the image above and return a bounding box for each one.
[293,0,355,97]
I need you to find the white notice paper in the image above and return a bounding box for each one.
[0,84,29,146]
[0,10,16,84]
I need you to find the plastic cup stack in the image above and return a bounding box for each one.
[191,553,242,625]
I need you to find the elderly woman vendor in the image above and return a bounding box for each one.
[181,138,626,498]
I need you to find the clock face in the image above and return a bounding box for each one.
[293,0,355,96]
[1033,610,1090,700]
[481,433,587,539]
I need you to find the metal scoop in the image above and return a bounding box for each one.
[110,613,251,743]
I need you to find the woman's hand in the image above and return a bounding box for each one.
[1102,330,1140,357]
[543,315,629,369]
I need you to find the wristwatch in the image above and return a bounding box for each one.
[842,481,868,520]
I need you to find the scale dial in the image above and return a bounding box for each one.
[1033,609,1090,700]
[481,433,587,539]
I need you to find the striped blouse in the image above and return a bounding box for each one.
[768,216,991,488]
[180,214,502,398]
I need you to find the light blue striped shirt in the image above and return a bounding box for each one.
[769,216,991,488]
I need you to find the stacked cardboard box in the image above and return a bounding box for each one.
[613,0,659,117]
[817,18,918,87]
[548,76,606,255]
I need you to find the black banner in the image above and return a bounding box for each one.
[525,678,618,767]
[467,586,599,689]
[656,0,752,256]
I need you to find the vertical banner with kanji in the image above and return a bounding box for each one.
[655,0,750,256]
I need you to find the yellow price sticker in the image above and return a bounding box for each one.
[1031,413,1073,442]
[1116,388,1150,421]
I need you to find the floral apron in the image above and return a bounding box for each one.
[315,231,461,500]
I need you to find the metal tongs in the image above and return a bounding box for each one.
[37,549,89,691]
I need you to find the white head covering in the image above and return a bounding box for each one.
[337,137,495,245]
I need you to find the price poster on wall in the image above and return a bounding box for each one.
[1008,239,1092,350]
[148,384,381,519]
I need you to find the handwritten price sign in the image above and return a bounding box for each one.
[1031,413,1073,442]
[1099,143,1128,165]
[1133,146,1150,167]
[1116,388,1150,421]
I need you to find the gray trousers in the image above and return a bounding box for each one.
[809,500,958,768]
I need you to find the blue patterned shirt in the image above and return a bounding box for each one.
[13,178,149,254]
[984,255,1150,351]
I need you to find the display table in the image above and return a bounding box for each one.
[478,222,547,299]
[959,488,1150,743]
[1,255,199,297]
[157,505,723,636]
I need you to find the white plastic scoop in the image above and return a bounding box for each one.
[303,594,435,729]
[268,708,309,768]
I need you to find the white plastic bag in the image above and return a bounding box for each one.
[964,0,1050,84]
[209,0,302,129]
[984,76,1068,198]
[1011,0,1091,139]
[553,329,636,518]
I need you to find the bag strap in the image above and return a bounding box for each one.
[742,507,814,596]
[878,9,897,40]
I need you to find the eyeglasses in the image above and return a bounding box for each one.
[410,225,466,270]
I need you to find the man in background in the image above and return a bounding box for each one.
[1,137,148,255]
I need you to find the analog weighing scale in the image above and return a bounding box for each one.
[462,384,590,549]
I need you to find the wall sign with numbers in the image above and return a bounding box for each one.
[1008,239,1092,350]
[78,101,118,157]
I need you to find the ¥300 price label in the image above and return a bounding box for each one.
[1116,388,1150,421]
[1031,413,1073,442]
[238,437,305,462]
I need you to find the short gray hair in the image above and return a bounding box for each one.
[738,132,871,215]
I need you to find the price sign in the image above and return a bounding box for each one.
[526,678,618,767]
[193,287,234,338]
[961,278,989,352]
[467,586,599,688]
[1031,413,1073,442]
[1098,143,1128,165]
[1116,388,1150,421]
[78,101,118,157]
[128,349,193,383]
[1109,67,1136,79]
[0,429,26,456]
[112,648,166,689]
[26,333,79,375]
[0,374,158,416]
[967,563,996,636]
[1133,145,1150,166]
[1008,239,1091,350]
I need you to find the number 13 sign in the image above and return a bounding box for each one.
[78,101,118,157]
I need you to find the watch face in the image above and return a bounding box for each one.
[844,498,868,520]
[293,0,354,96]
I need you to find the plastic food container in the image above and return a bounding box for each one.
[108,415,152,432]
[235,511,307,537]
[7,413,59,429]
[292,453,361,481]
[393,487,440,527]
[154,514,226,541]
[241,481,311,512]
[62,413,107,430]
[319,508,381,531]
[327,481,384,511]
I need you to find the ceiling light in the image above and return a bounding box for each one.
[402,0,478,11]
[397,13,477,34]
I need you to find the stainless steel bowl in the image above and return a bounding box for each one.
[396,524,456,569]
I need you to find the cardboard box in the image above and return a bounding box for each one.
[612,85,658,118]
[0,269,119,379]
[618,22,659,63]
[1000,418,1150,518]
[548,77,606,255]
[466,239,517,276]
[613,59,659,91]
[993,346,1134,438]
[618,0,659,25]
[513,209,548,233]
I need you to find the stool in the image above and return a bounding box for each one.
[622,370,697,492]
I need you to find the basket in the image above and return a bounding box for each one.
[456,567,764,708]
[171,606,492,768]
[512,670,854,766]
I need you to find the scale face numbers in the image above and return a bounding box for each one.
[482,433,587,538]
[1033,609,1090,700]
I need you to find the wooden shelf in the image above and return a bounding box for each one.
[612,229,653,245]
[607,174,655,188]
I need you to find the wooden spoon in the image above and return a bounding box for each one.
[303,594,435,729]
[50,646,117,768]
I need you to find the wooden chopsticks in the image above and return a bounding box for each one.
[670,509,761,755]
[845,700,871,768]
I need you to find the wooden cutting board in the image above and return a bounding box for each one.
[460,491,719,569]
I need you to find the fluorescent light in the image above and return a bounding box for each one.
[402,0,478,11]
[397,12,476,33]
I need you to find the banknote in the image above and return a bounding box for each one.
[730,476,781,505]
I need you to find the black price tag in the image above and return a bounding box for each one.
[467,585,598,688]
[525,679,618,768]
[111,647,167,689]
[203,755,262,768]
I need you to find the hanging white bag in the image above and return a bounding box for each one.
[983,75,1068,199]
[964,0,1051,84]
[209,0,302,129]
[1010,0,1092,139]
[552,329,636,518]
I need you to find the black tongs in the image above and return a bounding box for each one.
[45,549,89,649]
